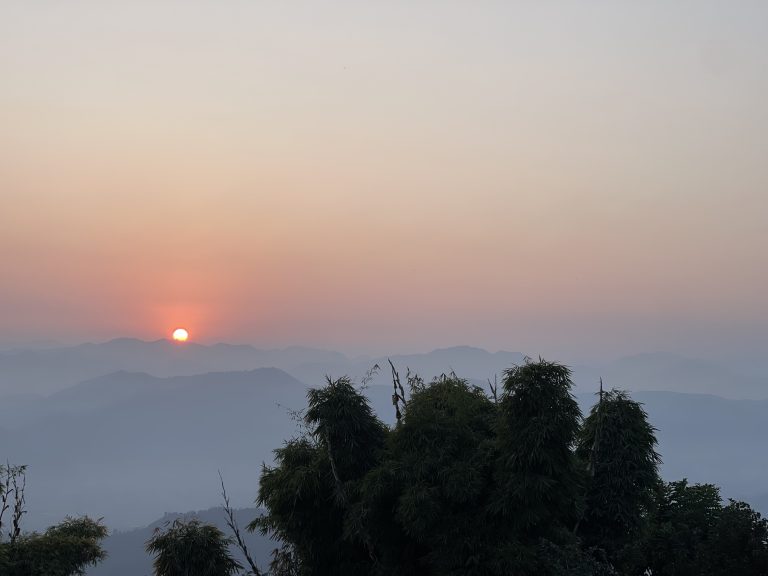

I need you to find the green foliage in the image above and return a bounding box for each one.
[252,359,768,576]
[1,464,107,576]
[711,499,768,575]
[305,376,387,482]
[251,377,386,576]
[492,359,582,537]
[576,389,661,561]
[644,480,768,576]
[2,516,107,576]
[145,518,241,576]
[647,480,722,575]
[362,376,498,575]
[536,540,617,576]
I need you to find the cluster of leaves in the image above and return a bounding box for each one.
[644,480,768,576]
[1,464,108,576]
[576,389,661,558]
[0,516,107,576]
[252,358,768,576]
[145,518,242,576]
[249,377,387,575]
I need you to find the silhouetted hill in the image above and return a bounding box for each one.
[3,342,768,531]
[3,366,768,531]
[3,339,765,399]
[0,338,346,395]
[0,368,309,529]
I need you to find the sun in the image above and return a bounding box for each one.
[172,328,189,342]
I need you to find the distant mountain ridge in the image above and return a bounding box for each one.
[0,339,529,397]
[2,340,768,532]
[2,339,765,399]
[0,367,310,529]
[2,364,768,531]
[0,338,347,395]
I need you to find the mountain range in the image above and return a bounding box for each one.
[1,339,767,533]
[2,339,766,399]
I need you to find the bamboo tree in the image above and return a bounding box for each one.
[146,518,241,576]
[576,388,660,566]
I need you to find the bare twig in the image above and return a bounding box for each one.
[388,359,408,423]
[218,471,264,576]
[359,363,381,390]
[587,377,605,477]
[0,462,11,540]
[10,467,25,544]
[406,369,424,394]
[1,462,26,543]
[488,375,498,403]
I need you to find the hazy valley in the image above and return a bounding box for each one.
[2,339,768,537]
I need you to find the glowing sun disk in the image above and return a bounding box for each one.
[172,328,189,342]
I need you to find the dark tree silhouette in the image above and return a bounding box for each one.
[146,518,241,576]
[250,377,386,576]
[245,359,768,576]
[360,375,497,575]
[1,464,107,576]
[576,388,661,566]
[492,359,583,535]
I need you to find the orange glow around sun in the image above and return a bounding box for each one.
[172,328,189,342]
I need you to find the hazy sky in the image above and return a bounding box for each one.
[2,1,767,360]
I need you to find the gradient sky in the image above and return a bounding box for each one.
[2,1,767,360]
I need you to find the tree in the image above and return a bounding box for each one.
[708,499,768,576]
[250,377,386,576]
[254,362,618,576]
[146,518,242,576]
[645,480,768,576]
[252,360,768,576]
[491,359,583,538]
[575,388,661,565]
[5,517,107,576]
[0,462,27,544]
[359,375,498,575]
[1,463,107,576]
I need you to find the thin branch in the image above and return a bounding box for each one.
[388,359,407,423]
[218,471,264,576]
[0,462,11,540]
[9,464,26,544]
[359,363,381,390]
[587,377,606,477]
[488,375,498,403]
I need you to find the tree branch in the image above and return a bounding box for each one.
[219,471,264,576]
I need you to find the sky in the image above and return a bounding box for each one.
[2,1,767,361]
